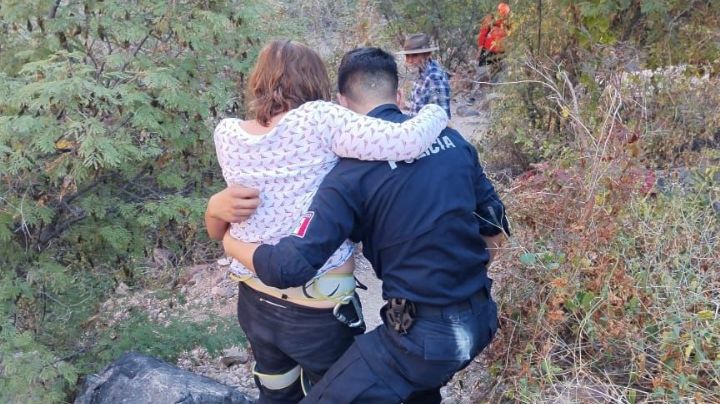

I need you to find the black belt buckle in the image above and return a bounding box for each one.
[386,298,416,334]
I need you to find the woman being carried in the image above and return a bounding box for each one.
[205,40,448,403]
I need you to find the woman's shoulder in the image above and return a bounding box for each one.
[288,100,335,116]
[215,117,244,132]
[215,117,264,139]
[284,100,357,127]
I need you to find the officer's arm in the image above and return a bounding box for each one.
[253,181,362,288]
[473,159,509,264]
[481,233,504,264]
[222,233,260,269]
[472,150,510,238]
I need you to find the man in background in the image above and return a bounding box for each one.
[398,33,452,119]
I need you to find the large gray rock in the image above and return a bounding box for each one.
[75,352,253,404]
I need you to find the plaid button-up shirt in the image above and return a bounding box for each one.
[410,59,451,119]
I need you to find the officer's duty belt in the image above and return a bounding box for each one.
[412,287,489,318]
[385,288,490,334]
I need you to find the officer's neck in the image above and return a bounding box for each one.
[340,96,396,116]
[354,101,396,116]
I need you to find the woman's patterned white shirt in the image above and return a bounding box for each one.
[213,100,448,278]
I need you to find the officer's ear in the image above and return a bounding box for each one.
[337,92,350,108]
[396,89,404,107]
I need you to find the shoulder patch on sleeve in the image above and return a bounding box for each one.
[292,212,315,238]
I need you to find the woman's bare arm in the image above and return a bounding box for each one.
[298,101,448,161]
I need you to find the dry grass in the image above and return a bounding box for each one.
[473,60,719,402]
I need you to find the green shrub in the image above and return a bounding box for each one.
[0,0,280,401]
[85,312,246,374]
[377,0,497,69]
[478,0,719,173]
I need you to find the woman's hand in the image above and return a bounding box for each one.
[208,186,260,223]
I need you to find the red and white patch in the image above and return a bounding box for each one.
[292,212,314,238]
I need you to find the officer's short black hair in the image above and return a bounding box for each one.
[337,47,399,102]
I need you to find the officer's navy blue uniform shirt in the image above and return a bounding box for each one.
[253,104,509,305]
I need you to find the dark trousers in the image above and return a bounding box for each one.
[478,49,503,66]
[301,290,498,403]
[237,282,365,404]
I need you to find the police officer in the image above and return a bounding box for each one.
[221,47,509,403]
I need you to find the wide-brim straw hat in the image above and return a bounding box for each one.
[396,33,439,55]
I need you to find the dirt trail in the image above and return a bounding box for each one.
[451,99,492,145]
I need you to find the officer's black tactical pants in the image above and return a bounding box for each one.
[301,288,498,404]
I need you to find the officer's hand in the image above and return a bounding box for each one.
[222,229,260,272]
[207,185,260,223]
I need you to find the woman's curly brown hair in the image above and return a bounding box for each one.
[247,40,331,126]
